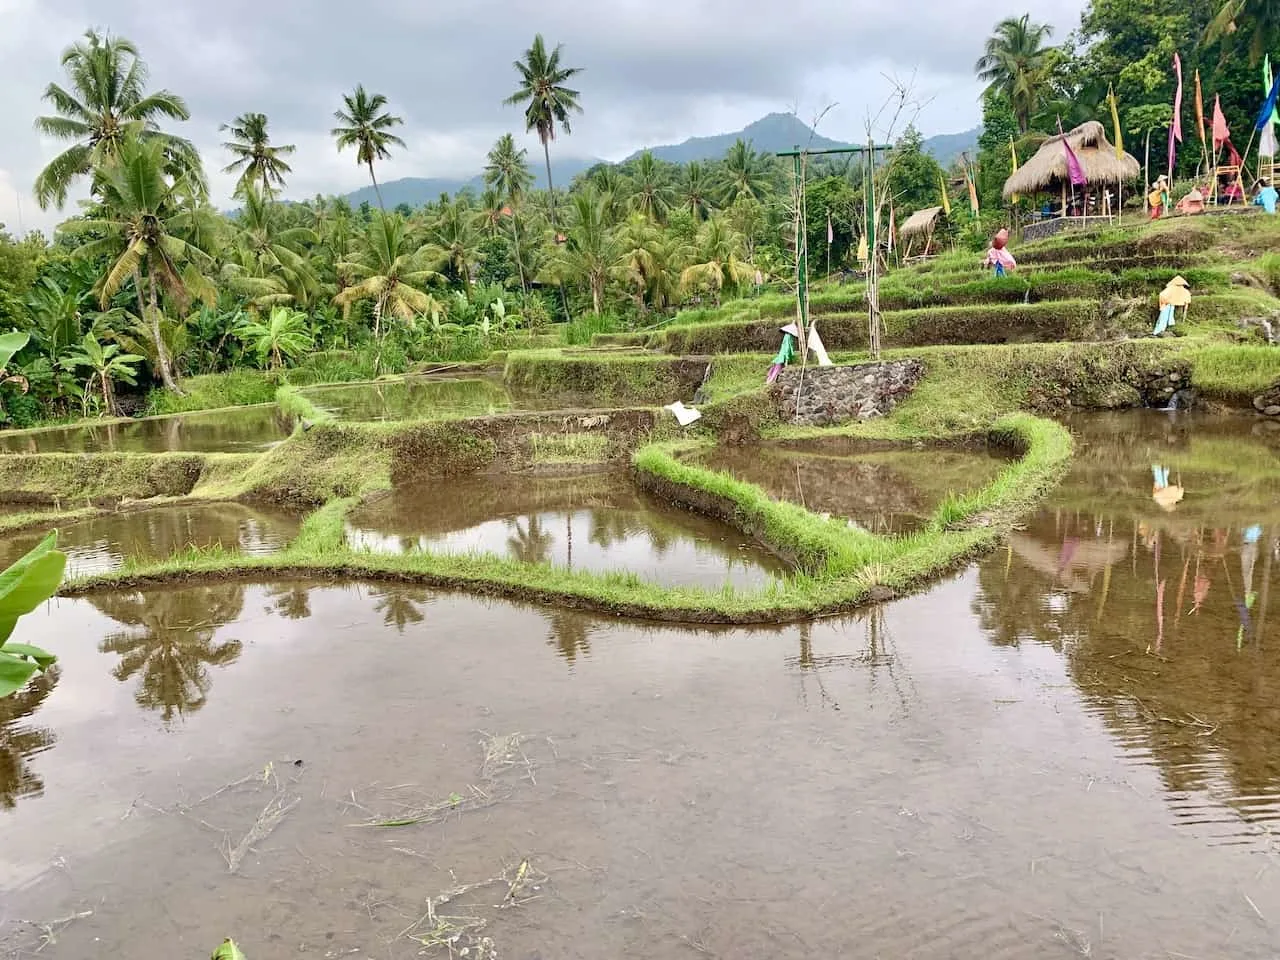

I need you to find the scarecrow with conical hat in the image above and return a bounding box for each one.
[766,322,799,384]
[1148,175,1170,219]
[1153,275,1191,336]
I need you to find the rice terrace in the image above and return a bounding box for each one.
[3,2,1280,957]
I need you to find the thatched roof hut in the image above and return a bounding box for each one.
[899,205,944,238]
[1002,120,1140,200]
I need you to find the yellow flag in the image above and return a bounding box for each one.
[967,170,980,215]
[1009,137,1020,204]
[1108,84,1124,159]
[856,234,868,264]
[938,171,951,216]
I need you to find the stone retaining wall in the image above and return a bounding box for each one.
[770,360,925,427]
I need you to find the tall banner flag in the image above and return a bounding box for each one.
[966,169,980,214]
[1108,85,1125,158]
[1213,94,1231,149]
[887,205,896,253]
[938,171,951,216]
[1009,137,1020,203]
[1194,71,1206,147]
[1058,118,1087,187]
[1256,70,1280,131]
[1267,56,1280,128]
[826,213,833,245]
[1168,53,1183,177]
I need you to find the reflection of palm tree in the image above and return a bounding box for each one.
[267,583,312,620]
[369,585,433,633]
[507,515,554,565]
[587,509,642,549]
[92,586,245,722]
[544,609,595,663]
[0,667,60,809]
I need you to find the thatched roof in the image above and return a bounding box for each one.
[1002,120,1140,199]
[899,205,944,238]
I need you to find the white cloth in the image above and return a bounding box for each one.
[664,401,702,426]
[1262,123,1278,159]
[807,325,832,366]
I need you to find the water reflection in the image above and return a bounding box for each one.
[0,406,289,454]
[265,583,313,621]
[692,442,1010,535]
[346,471,789,590]
[91,585,246,722]
[542,608,599,664]
[975,411,1280,842]
[368,585,434,633]
[299,375,561,421]
[0,667,59,809]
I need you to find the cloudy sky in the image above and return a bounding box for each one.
[0,0,1085,234]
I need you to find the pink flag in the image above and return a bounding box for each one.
[1212,94,1231,149]
[1057,118,1087,187]
[1168,52,1184,176]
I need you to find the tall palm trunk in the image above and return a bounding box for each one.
[368,160,386,212]
[137,268,183,395]
[541,138,572,321]
[509,211,528,294]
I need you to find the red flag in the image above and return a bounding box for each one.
[1057,118,1087,187]
[1168,52,1184,176]
[1213,95,1230,150]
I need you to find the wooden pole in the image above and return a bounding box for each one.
[1144,130,1152,214]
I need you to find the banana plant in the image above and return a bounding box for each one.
[0,532,65,699]
[0,331,32,395]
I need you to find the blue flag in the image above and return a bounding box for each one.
[1257,72,1280,131]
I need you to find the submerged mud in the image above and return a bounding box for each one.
[0,406,290,455]
[346,470,790,589]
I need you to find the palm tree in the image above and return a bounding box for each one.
[220,112,295,198]
[679,215,754,306]
[719,139,769,204]
[628,151,671,222]
[613,214,662,314]
[332,85,406,212]
[1207,0,1280,65]
[61,332,144,416]
[484,133,535,293]
[423,196,483,292]
[334,212,440,360]
[974,15,1056,134]
[504,34,583,217]
[64,136,216,393]
[227,185,318,306]
[546,190,616,314]
[236,306,312,370]
[33,29,201,210]
[678,161,717,221]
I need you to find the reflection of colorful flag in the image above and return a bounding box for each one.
[1213,94,1231,148]
[938,171,951,216]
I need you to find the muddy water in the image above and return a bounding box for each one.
[0,503,300,577]
[0,405,290,454]
[693,441,1011,534]
[300,375,567,421]
[3,411,1280,957]
[346,471,789,589]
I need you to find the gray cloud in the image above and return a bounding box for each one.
[0,0,1085,232]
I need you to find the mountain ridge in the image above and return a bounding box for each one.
[342,112,979,209]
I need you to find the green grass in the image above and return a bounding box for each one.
[1184,343,1280,397]
[527,431,611,464]
[145,370,280,415]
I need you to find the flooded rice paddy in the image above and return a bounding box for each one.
[0,503,301,578]
[692,439,1012,534]
[2,411,1280,957]
[345,470,789,589]
[300,375,564,421]
[0,405,290,455]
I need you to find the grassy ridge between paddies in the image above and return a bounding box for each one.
[53,408,1072,623]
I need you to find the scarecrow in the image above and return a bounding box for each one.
[766,322,800,384]
[1175,186,1207,215]
[1256,177,1278,214]
[1147,175,1170,219]
[1152,275,1191,336]
[983,228,1016,277]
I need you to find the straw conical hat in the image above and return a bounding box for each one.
[1169,275,1189,287]
[780,323,800,337]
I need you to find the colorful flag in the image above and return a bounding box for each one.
[1009,137,1020,203]
[1267,56,1280,127]
[1058,118,1087,187]
[966,169,980,214]
[856,234,868,264]
[1263,123,1278,159]
[1168,52,1183,176]
[887,205,896,252]
[826,213,833,245]
[1259,70,1280,131]
[1108,85,1125,158]
[938,171,951,216]
[1213,94,1231,149]
[1194,71,1206,146]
